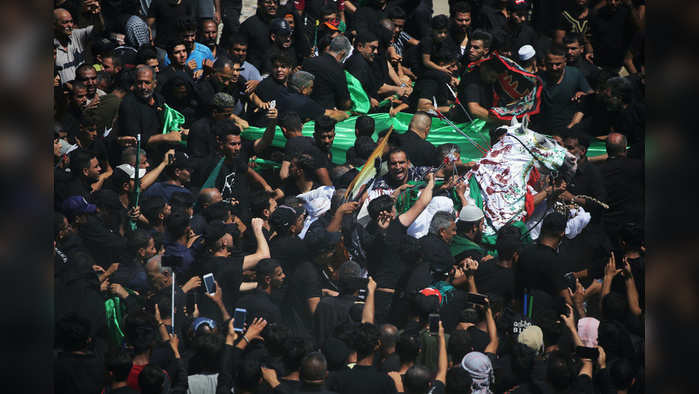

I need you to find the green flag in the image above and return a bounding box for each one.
[345,71,370,114]
[161,103,186,145]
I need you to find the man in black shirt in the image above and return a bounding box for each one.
[249,54,292,126]
[563,32,599,83]
[589,0,636,72]
[409,51,459,114]
[195,57,249,130]
[147,0,195,48]
[364,175,434,323]
[345,30,382,107]
[301,35,352,111]
[475,225,519,302]
[239,0,280,71]
[598,132,643,242]
[396,111,438,168]
[515,212,573,305]
[277,71,348,122]
[345,115,376,165]
[59,150,102,202]
[495,0,538,56]
[278,111,333,187]
[236,257,285,324]
[419,15,459,78]
[188,92,237,162]
[313,116,337,172]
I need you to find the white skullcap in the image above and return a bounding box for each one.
[518,44,536,61]
[458,204,484,222]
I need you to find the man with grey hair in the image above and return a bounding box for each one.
[302,35,353,110]
[397,111,439,167]
[278,71,349,122]
[421,210,457,277]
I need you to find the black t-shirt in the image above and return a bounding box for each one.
[515,243,569,299]
[397,131,439,168]
[475,259,516,302]
[590,5,636,69]
[269,234,309,275]
[534,66,591,132]
[236,288,283,325]
[277,89,325,123]
[598,157,643,233]
[345,52,380,99]
[409,69,453,112]
[215,156,251,219]
[282,260,322,338]
[148,0,195,47]
[327,364,398,394]
[419,35,459,60]
[459,66,493,110]
[194,75,247,115]
[366,219,414,290]
[239,14,273,70]
[117,92,165,155]
[196,255,243,325]
[302,53,351,110]
[188,117,216,159]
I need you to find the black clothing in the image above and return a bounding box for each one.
[213,156,251,220]
[147,0,195,47]
[196,255,244,325]
[313,294,358,347]
[236,288,283,325]
[474,259,516,301]
[282,260,322,339]
[590,4,636,69]
[54,351,105,394]
[249,77,288,127]
[78,214,128,267]
[598,157,643,237]
[117,92,166,156]
[302,53,351,110]
[188,117,217,161]
[366,219,414,290]
[570,56,600,84]
[240,13,274,70]
[194,74,247,115]
[533,66,591,132]
[396,131,439,168]
[409,69,453,112]
[277,89,325,122]
[515,243,569,299]
[457,65,493,117]
[269,234,309,275]
[345,52,380,99]
[327,364,398,394]
[493,22,538,56]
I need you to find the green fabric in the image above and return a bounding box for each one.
[201,157,225,190]
[105,297,126,346]
[345,71,370,113]
[161,103,187,145]
[450,234,487,258]
[241,113,606,166]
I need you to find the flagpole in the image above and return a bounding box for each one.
[129,134,142,231]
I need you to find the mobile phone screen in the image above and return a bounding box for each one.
[203,274,215,294]
[428,313,440,334]
[233,308,247,332]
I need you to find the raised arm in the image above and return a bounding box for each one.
[436,320,448,384]
[205,280,232,321]
[483,297,499,354]
[398,173,435,227]
[242,218,270,270]
[621,257,642,316]
[141,149,174,190]
[253,108,278,153]
[361,277,376,324]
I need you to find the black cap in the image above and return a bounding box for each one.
[270,18,292,35]
[93,189,123,211]
[173,151,194,171]
[204,222,228,244]
[269,205,304,231]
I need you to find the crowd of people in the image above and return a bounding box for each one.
[53,0,645,393]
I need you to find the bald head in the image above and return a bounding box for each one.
[54,8,74,37]
[135,65,155,79]
[198,188,222,208]
[408,112,433,139]
[606,132,627,157]
[300,352,327,383]
[380,324,399,350]
[145,254,163,274]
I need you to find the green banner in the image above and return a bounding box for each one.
[241,113,607,166]
[345,71,370,114]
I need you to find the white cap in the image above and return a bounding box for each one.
[458,205,484,222]
[117,163,146,179]
[518,44,536,62]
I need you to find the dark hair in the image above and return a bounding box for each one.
[314,115,336,134]
[283,337,313,373]
[237,359,262,390]
[445,367,472,394]
[456,219,480,234]
[610,358,635,390]
[54,212,68,240]
[169,191,195,211]
[470,29,492,49]
[353,323,381,359]
[396,332,421,364]
[166,211,190,239]
[547,43,567,58]
[138,45,159,63]
[447,329,473,362]
[386,6,407,20]
[228,33,248,47]
[431,14,450,30]
[496,224,522,260]
[213,118,242,139]
[320,3,338,17]
[69,150,96,177]
[301,352,328,382]
[355,115,375,137]
[176,17,197,34]
[193,333,225,373]
[165,40,187,55]
[250,191,273,217]
[203,201,233,222]
[56,314,91,352]
[279,111,303,132]
[127,229,153,254]
[356,30,379,45]
[106,349,133,382]
[79,112,98,130]
[138,365,165,394]
[256,258,281,285]
[539,212,567,238]
[434,47,457,64]
[367,194,394,221]
[618,222,643,251]
[270,53,294,68]
[403,365,433,394]
[125,311,157,354]
[290,153,316,175]
[546,351,574,391]
[451,1,472,16]
[262,322,290,357]
[563,131,590,149]
[563,32,584,46]
[141,196,167,224]
[114,69,136,91]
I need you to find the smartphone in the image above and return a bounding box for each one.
[575,346,599,360]
[203,273,216,294]
[563,272,577,292]
[269,100,276,109]
[428,313,440,335]
[466,292,489,305]
[233,308,247,333]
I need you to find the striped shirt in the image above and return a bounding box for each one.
[54,26,94,84]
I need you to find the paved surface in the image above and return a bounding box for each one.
[239,0,448,22]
